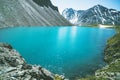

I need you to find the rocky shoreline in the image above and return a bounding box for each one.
[0,43,65,80]
[95,33,120,80]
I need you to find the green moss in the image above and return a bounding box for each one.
[80,24,98,27]
[104,33,120,63]
[77,76,108,80]
[54,74,64,80]
[115,26,120,33]
[0,76,3,80]
[98,59,120,72]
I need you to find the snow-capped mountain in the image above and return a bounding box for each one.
[62,5,120,26]
[0,0,72,28]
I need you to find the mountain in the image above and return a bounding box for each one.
[33,0,58,11]
[0,0,72,28]
[62,5,120,26]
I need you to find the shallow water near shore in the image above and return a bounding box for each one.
[0,26,115,79]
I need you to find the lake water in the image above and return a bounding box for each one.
[0,26,115,79]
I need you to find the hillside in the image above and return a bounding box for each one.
[0,0,72,28]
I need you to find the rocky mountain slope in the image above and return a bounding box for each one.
[0,0,72,28]
[0,43,65,80]
[62,5,120,26]
[33,0,58,11]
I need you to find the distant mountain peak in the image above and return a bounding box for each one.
[93,4,107,8]
[89,4,107,11]
[95,4,103,7]
[62,5,120,26]
[63,8,75,12]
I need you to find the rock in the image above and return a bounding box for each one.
[0,43,12,49]
[33,0,58,11]
[55,74,65,80]
[24,75,31,80]
[22,64,32,70]
[0,45,25,67]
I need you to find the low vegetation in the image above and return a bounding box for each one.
[115,26,120,33]
[77,76,108,80]
[104,33,120,63]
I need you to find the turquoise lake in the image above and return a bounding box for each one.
[0,27,115,79]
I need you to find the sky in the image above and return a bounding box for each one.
[51,0,120,14]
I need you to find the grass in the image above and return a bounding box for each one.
[0,76,3,80]
[77,76,108,80]
[97,59,120,72]
[115,26,120,33]
[104,33,120,63]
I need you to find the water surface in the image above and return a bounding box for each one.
[0,26,115,79]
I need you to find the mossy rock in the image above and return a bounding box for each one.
[54,74,64,80]
[104,33,120,63]
[97,59,120,72]
[0,76,3,80]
